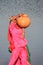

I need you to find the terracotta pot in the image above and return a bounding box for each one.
[17,14,31,28]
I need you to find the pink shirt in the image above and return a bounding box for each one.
[9,22,28,48]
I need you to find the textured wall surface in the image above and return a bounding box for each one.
[0,0,43,65]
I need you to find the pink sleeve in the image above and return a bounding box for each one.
[8,25,14,44]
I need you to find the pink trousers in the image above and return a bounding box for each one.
[8,47,30,65]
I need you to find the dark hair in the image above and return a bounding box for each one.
[9,20,12,24]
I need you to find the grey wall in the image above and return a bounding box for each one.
[0,0,43,65]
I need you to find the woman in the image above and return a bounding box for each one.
[8,13,30,65]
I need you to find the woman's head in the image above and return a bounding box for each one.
[9,16,17,24]
[9,14,23,24]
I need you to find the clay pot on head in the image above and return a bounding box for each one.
[16,14,31,28]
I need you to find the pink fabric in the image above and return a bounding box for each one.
[8,25,15,51]
[9,22,28,48]
[8,25,14,44]
[8,47,30,65]
[8,21,30,65]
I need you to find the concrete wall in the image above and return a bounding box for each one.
[0,0,43,65]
